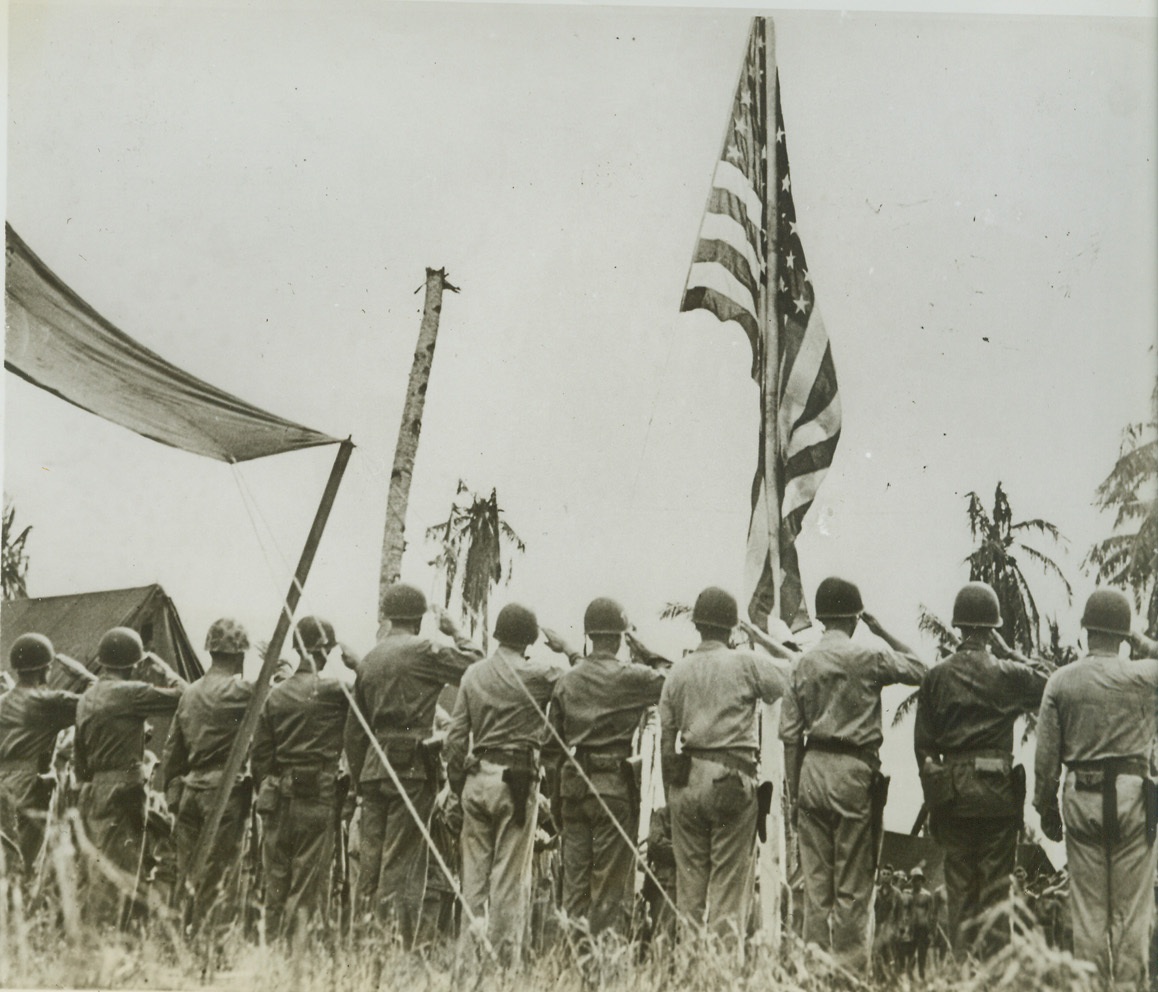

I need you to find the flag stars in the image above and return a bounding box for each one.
[782,172,791,192]
[776,126,785,144]
[794,294,809,314]
[785,250,796,270]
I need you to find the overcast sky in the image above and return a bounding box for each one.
[5,1,1156,832]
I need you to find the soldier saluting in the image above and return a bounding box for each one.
[780,577,926,970]
[1034,589,1158,991]
[0,634,80,881]
[914,582,1050,956]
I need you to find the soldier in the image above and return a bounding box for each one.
[546,597,667,938]
[344,582,482,946]
[445,603,563,966]
[781,577,926,970]
[914,582,1050,956]
[908,866,935,979]
[251,615,350,939]
[0,634,80,881]
[658,586,793,946]
[872,865,899,980]
[76,627,186,927]
[1034,589,1158,991]
[162,617,255,932]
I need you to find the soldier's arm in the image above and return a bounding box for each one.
[251,704,275,787]
[130,682,185,717]
[1130,631,1158,660]
[658,680,679,792]
[135,652,188,690]
[751,651,793,704]
[989,632,1053,702]
[1033,678,1064,841]
[343,679,370,789]
[161,705,189,789]
[424,609,485,686]
[43,690,81,730]
[861,612,926,685]
[625,631,674,671]
[778,687,804,806]
[444,682,471,796]
[739,620,800,663]
[913,680,939,769]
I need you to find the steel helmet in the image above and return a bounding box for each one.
[1080,588,1132,636]
[99,627,145,669]
[381,582,428,621]
[583,597,630,635]
[295,615,336,652]
[205,618,250,654]
[9,633,55,672]
[952,582,1002,628]
[493,603,539,648]
[814,577,864,619]
[691,587,739,631]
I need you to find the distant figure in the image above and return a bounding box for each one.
[908,866,935,979]
[872,865,899,980]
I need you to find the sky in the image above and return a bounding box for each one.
[4,1,1157,835]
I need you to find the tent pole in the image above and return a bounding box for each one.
[185,438,354,893]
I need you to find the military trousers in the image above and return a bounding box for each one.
[669,756,757,942]
[798,805,873,969]
[357,776,434,946]
[459,760,538,966]
[561,793,637,936]
[0,768,53,879]
[262,795,336,938]
[77,772,148,927]
[1063,772,1158,992]
[174,781,251,931]
[934,814,1018,955]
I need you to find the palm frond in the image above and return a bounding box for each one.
[660,602,692,621]
[1016,543,1073,601]
[891,688,920,728]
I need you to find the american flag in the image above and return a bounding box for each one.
[681,18,841,631]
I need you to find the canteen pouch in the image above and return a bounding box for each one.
[756,780,775,843]
[255,777,280,816]
[385,738,420,776]
[869,771,891,868]
[919,760,955,810]
[502,767,535,828]
[665,752,691,790]
[622,756,643,811]
[417,737,443,784]
[1144,778,1158,846]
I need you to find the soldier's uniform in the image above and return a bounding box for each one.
[76,628,186,927]
[872,869,898,979]
[914,583,1048,955]
[548,598,666,937]
[658,587,792,942]
[162,618,255,931]
[781,579,925,969]
[0,634,80,879]
[252,617,349,938]
[1034,591,1158,992]
[446,604,561,966]
[344,583,482,944]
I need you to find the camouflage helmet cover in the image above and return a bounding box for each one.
[205,617,250,654]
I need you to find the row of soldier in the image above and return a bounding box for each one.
[2,576,1157,986]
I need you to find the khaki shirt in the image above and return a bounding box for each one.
[659,640,791,759]
[1033,650,1158,809]
[779,628,925,751]
[0,685,80,770]
[76,676,184,779]
[548,651,664,752]
[252,668,349,782]
[162,671,255,788]
[344,629,482,784]
[914,643,1048,766]
[445,647,563,786]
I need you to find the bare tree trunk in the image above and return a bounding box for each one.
[378,268,457,637]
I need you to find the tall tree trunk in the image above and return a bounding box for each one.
[378,268,457,637]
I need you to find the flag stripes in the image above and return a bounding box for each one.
[681,18,841,631]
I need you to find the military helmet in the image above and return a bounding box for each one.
[1080,588,1132,636]
[910,866,925,880]
[493,603,539,648]
[9,633,55,672]
[205,617,250,654]
[99,627,145,669]
[583,597,629,635]
[691,587,739,631]
[951,582,1002,628]
[381,582,428,621]
[295,615,335,653]
[814,577,864,619]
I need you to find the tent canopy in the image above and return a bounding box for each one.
[0,583,204,688]
[5,223,338,463]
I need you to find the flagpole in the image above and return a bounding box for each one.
[756,15,785,954]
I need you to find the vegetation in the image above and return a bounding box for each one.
[426,481,525,649]
[2,497,33,601]
[1086,384,1158,637]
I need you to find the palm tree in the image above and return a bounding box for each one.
[2,498,32,600]
[1085,384,1158,637]
[426,481,525,650]
[964,483,1071,654]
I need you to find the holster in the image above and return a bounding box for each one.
[622,755,643,811]
[1145,779,1158,846]
[664,752,691,790]
[418,737,443,785]
[1011,764,1027,828]
[869,771,891,869]
[502,767,535,828]
[756,780,775,843]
